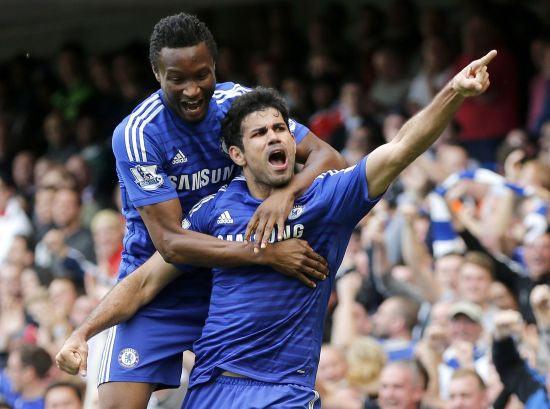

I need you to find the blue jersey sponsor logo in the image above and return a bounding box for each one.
[168,165,235,192]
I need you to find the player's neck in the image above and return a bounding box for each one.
[242,170,294,201]
[246,179,273,200]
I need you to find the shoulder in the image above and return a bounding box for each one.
[315,163,359,181]
[188,184,230,218]
[112,91,166,156]
[213,82,251,107]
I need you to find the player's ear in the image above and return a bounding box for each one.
[228,146,246,167]
[152,64,161,83]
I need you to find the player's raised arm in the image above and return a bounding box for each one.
[365,50,497,198]
[56,252,180,376]
[245,132,345,249]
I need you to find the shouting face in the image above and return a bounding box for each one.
[229,107,296,195]
[154,42,216,122]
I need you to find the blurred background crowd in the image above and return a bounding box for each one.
[0,0,549,408]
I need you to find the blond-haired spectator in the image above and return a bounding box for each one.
[346,336,387,398]
[90,209,124,279]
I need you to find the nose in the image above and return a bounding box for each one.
[267,127,282,145]
[182,82,201,100]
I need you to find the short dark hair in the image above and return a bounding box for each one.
[149,13,217,70]
[221,87,290,152]
[16,344,52,379]
[45,381,84,403]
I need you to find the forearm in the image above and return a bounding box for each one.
[392,83,464,157]
[76,253,181,340]
[162,229,263,266]
[76,275,147,340]
[289,143,345,196]
[331,299,358,348]
[371,243,391,278]
[366,84,466,197]
[492,337,547,405]
[481,190,514,248]
[459,229,521,291]
[401,223,439,302]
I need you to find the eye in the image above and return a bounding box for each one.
[251,128,267,137]
[197,71,210,81]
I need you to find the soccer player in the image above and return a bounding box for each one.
[58,49,495,408]
[56,12,342,409]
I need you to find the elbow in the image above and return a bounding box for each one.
[316,143,346,170]
[157,244,176,264]
[331,149,347,170]
[155,234,177,264]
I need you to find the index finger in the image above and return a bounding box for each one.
[471,49,497,70]
[244,215,259,242]
[303,244,328,267]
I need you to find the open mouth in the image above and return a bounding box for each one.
[268,149,288,171]
[180,99,204,115]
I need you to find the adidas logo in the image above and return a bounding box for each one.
[217,211,234,224]
[172,150,187,164]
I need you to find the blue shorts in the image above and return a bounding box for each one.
[182,376,321,409]
[98,273,211,389]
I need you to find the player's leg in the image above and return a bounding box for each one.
[183,376,321,409]
[98,382,154,409]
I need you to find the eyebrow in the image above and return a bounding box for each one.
[251,121,286,132]
[250,125,267,134]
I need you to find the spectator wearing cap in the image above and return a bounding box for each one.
[438,302,490,399]
[0,345,52,409]
[447,368,489,409]
[0,172,32,264]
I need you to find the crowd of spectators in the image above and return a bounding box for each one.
[0,1,549,408]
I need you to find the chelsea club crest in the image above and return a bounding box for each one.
[118,348,140,369]
[288,205,304,220]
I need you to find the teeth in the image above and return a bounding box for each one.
[182,101,201,110]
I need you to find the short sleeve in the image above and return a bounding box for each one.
[181,193,218,236]
[314,156,381,226]
[288,118,309,144]
[112,119,178,208]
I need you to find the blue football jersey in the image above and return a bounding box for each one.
[182,157,381,389]
[111,82,310,306]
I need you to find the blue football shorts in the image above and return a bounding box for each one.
[182,375,321,409]
[97,272,211,390]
